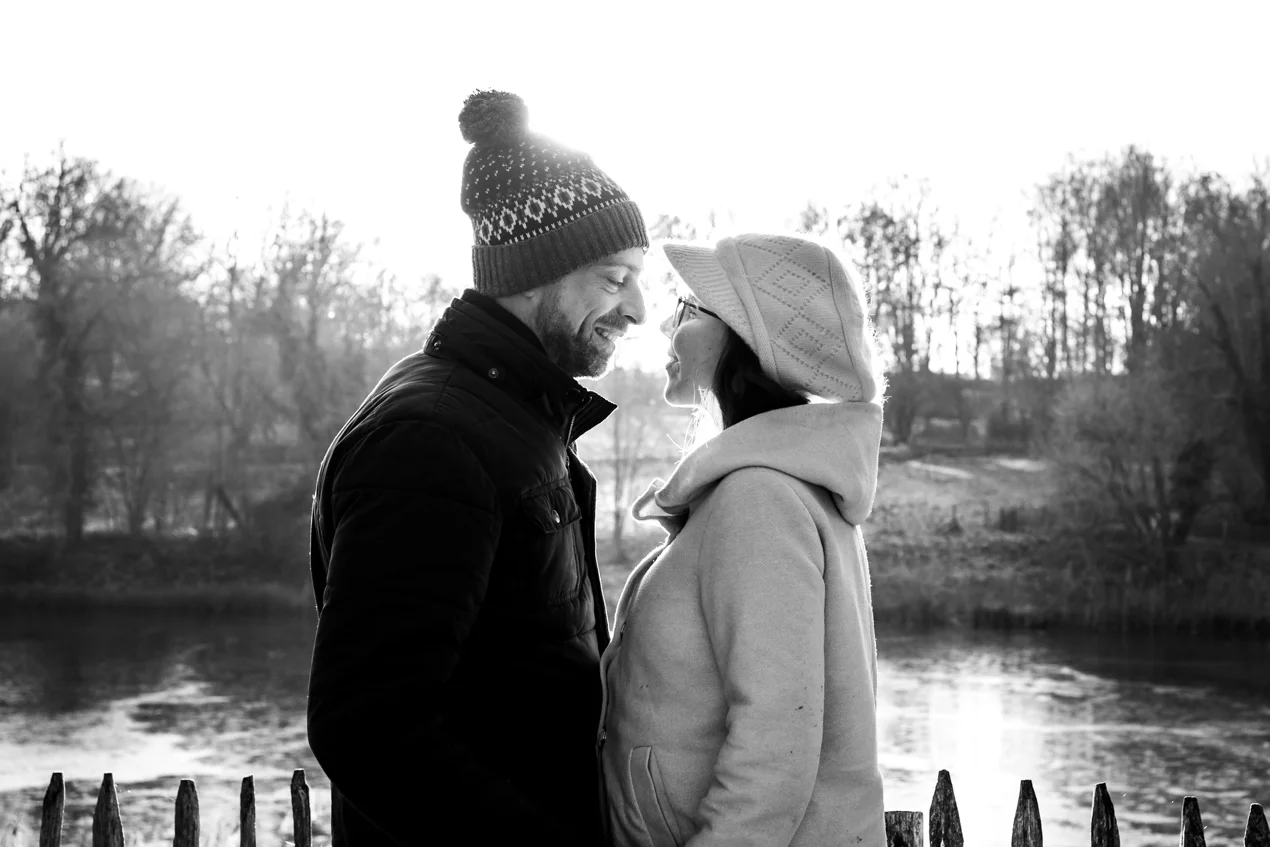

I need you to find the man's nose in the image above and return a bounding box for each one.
[621,283,647,326]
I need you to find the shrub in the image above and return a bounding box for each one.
[1045,370,1203,554]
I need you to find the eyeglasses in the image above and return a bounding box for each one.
[672,297,720,329]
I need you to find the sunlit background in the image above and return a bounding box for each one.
[5,0,1268,369]
[2,2,1269,846]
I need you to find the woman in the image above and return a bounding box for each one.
[597,233,887,847]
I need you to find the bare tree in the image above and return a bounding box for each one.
[1107,147,1171,375]
[93,194,203,534]
[1032,170,1078,379]
[3,156,105,542]
[1179,172,1270,524]
[3,156,179,541]
[840,182,939,442]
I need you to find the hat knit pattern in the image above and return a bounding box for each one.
[458,90,648,296]
[665,234,882,404]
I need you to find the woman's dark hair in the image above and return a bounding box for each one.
[711,326,809,428]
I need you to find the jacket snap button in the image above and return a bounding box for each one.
[488,367,499,379]
[550,509,560,524]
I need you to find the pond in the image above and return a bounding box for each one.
[0,610,1267,846]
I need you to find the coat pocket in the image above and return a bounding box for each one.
[629,746,682,847]
[519,480,582,533]
[518,480,586,603]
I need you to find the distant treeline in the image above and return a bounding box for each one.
[0,147,1266,562]
[785,149,1269,549]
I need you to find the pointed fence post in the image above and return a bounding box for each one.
[1244,803,1268,847]
[1090,783,1119,847]
[92,774,125,847]
[291,769,312,847]
[39,772,64,847]
[929,769,964,847]
[174,779,199,847]
[331,782,344,843]
[1010,779,1043,847]
[1181,796,1206,847]
[58,768,1270,847]
[240,776,257,847]
[885,811,923,847]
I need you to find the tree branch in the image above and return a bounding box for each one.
[1194,274,1248,388]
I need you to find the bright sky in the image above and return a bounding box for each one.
[4,0,1267,370]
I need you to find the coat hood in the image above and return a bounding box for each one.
[633,401,882,531]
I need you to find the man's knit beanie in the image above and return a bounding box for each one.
[458,90,649,296]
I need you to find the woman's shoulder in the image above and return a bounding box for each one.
[713,463,827,496]
[701,466,822,522]
[690,468,829,577]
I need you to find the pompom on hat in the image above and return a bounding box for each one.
[663,234,885,404]
[458,89,649,296]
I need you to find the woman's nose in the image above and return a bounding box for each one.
[659,313,674,338]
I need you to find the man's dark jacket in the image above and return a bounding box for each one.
[307,290,615,845]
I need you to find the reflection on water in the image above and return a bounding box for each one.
[0,611,327,847]
[878,631,1270,847]
[0,612,1267,847]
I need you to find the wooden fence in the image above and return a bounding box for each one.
[27,768,1270,846]
[34,770,311,847]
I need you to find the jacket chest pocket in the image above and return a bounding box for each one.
[517,480,585,603]
[521,480,582,533]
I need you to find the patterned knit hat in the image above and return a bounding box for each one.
[458,90,649,296]
[663,234,884,404]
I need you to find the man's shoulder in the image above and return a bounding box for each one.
[359,351,497,431]
[327,351,555,485]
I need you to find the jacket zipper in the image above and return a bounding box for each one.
[571,388,609,841]
[565,393,592,446]
[596,663,611,842]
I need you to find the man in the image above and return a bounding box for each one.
[306,89,647,845]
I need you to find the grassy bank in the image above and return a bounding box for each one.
[4,452,1268,637]
[0,532,313,615]
[866,532,1270,637]
[0,582,312,615]
[860,453,1270,637]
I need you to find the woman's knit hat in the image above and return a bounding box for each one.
[459,90,649,296]
[664,234,884,404]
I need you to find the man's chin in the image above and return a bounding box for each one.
[577,351,613,380]
[576,335,616,376]
[551,342,612,380]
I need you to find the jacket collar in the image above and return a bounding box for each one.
[426,290,616,444]
[459,289,546,352]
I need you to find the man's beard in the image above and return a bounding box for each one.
[535,286,620,379]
